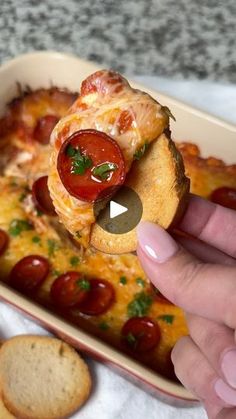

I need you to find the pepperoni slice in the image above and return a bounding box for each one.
[150,284,173,305]
[32,176,56,216]
[50,271,89,308]
[78,279,115,315]
[122,317,161,353]
[33,115,59,144]
[81,70,128,96]
[9,255,49,293]
[0,229,8,256]
[210,187,236,210]
[57,129,126,202]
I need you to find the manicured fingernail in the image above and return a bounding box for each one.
[137,221,179,263]
[221,350,236,388]
[214,379,236,406]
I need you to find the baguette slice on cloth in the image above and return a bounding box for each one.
[0,335,91,419]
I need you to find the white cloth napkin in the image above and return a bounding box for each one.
[1,76,236,419]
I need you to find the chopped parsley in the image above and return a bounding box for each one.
[133,142,149,160]
[136,277,145,288]
[99,321,110,331]
[9,219,33,237]
[32,235,41,244]
[52,269,62,277]
[36,208,43,217]
[127,292,153,318]
[119,276,127,285]
[77,278,91,291]
[70,256,80,267]
[75,231,82,239]
[92,162,118,180]
[19,192,27,202]
[158,314,175,325]
[162,106,176,122]
[66,144,92,175]
[47,239,60,257]
[125,332,137,345]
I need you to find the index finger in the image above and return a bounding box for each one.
[177,194,236,259]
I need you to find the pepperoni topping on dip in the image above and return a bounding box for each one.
[32,176,56,216]
[0,229,8,256]
[57,129,126,202]
[122,317,161,353]
[50,271,89,308]
[81,70,129,96]
[33,115,59,144]
[211,187,236,210]
[78,279,115,315]
[9,255,49,293]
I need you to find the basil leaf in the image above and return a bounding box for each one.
[133,142,149,160]
[127,292,153,318]
[158,314,175,324]
[66,145,92,175]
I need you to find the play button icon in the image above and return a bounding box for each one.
[110,201,128,219]
[94,186,143,234]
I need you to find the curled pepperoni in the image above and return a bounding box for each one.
[9,255,49,293]
[81,70,128,96]
[150,284,173,305]
[0,229,8,256]
[210,187,236,210]
[33,115,59,144]
[50,271,89,308]
[32,176,56,216]
[57,129,126,202]
[118,110,134,134]
[78,279,115,315]
[122,317,161,353]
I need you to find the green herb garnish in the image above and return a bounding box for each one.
[162,106,176,122]
[158,314,175,325]
[120,276,127,285]
[136,277,145,287]
[75,231,82,239]
[52,269,62,277]
[125,333,137,345]
[32,236,41,244]
[92,162,118,180]
[70,256,80,267]
[36,208,43,217]
[66,144,92,175]
[19,192,27,202]
[47,239,60,257]
[99,321,110,331]
[133,142,149,160]
[127,292,153,318]
[9,219,33,237]
[77,278,91,291]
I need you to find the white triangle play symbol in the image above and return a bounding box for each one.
[110,200,128,219]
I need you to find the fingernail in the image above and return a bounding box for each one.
[214,379,236,406]
[221,350,236,388]
[137,221,179,263]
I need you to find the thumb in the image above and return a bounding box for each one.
[137,222,236,328]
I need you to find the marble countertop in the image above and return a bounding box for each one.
[0,0,236,83]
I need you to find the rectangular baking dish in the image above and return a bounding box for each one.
[0,51,235,407]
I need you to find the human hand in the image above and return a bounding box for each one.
[137,195,236,419]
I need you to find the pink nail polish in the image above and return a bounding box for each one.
[221,350,236,388]
[214,379,236,406]
[137,221,179,263]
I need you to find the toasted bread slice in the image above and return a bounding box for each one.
[0,340,15,418]
[0,335,91,419]
[91,133,189,254]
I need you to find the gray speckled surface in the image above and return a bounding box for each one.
[0,0,236,82]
